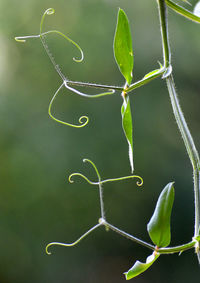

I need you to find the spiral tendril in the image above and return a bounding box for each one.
[69,172,143,187]
[48,83,89,128]
[46,223,101,255]
[69,173,94,184]
[39,8,84,78]
[68,158,143,187]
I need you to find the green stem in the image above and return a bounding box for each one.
[157,0,200,259]
[166,76,200,171]
[157,240,195,254]
[193,168,200,237]
[166,77,200,244]
[126,67,165,93]
[103,220,155,251]
[166,0,200,24]
[102,220,196,254]
[157,0,171,68]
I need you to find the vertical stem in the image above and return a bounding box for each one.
[99,182,106,220]
[157,0,171,68]
[194,169,200,235]
[157,0,200,259]
[166,76,200,171]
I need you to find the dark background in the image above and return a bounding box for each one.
[1,0,200,282]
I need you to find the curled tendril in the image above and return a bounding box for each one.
[69,172,143,187]
[15,8,84,83]
[40,8,55,35]
[48,82,89,128]
[68,158,143,187]
[46,223,101,255]
[64,81,115,98]
[40,8,84,66]
[69,173,94,184]
[15,29,84,64]
[83,158,101,181]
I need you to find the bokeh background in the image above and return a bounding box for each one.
[1,0,200,282]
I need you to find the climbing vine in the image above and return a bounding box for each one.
[15,0,200,279]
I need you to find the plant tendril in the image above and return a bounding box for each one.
[83,159,102,181]
[64,81,115,98]
[46,223,102,255]
[39,8,84,82]
[48,83,89,128]
[68,172,143,187]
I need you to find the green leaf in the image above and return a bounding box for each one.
[194,1,200,17]
[147,182,175,247]
[124,252,160,280]
[121,95,134,173]
[114,8,133,85]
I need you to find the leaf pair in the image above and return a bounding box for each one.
[114,9,134,172]
[125,182,175,279]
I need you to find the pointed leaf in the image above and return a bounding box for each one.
[194,1,200,17]
[147,182,175,247]
[121,95,134,173]
[124,252,160,280]
[114,8,133,85]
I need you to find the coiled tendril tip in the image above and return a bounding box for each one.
[44,8,55,16]
[45,244,52,255]
[68,175,74,183]
[78,116,89,127]
[15,37,26,43]
[136,176,144,187]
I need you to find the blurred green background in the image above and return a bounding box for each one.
[1,0,200,282]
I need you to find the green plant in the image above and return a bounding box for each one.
[15,0,200,279]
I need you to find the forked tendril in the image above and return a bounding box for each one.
[46,222,102,255]
[68,158,143,187]
[48,82,89,128]
[40,8,84,63]
[15,8,84,82]
[69,173,143,187]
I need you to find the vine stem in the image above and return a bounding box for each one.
[100,219,196,254]
[157,0,200,260]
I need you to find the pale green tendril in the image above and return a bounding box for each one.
[69,172,143,187]
[83,159,102,181]
[48,82,89,128]
[64,81,115,98]
[82,159,106,219]
[46,223,102,255]
[39,8,83,82]
[16,8,84,81]
[15,29,83,82]
[68,158,143,187]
